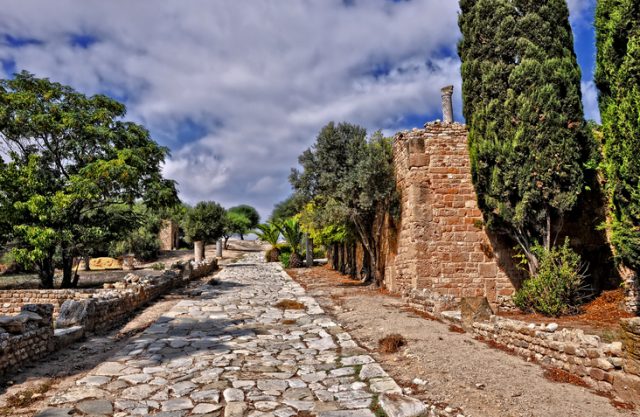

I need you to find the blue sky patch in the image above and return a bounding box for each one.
[70,33,99,49]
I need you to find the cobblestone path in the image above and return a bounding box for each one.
[36,253,415,417]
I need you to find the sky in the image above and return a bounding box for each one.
[0,0,598,219]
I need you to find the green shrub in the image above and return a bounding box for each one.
[513,239,587,317]
[150,262,165,271]
[276,243,292,255]
[110,228,161,261]
[313,247,326,259]
[279,252,291,268]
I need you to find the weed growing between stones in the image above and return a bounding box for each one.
[378,334,406,353]
[353,363,363,380]
[274,299,306,310]
[370,394,388,417]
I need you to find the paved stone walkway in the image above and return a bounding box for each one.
[36,253,418,417]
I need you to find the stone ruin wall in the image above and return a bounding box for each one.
[383,122,515,311]
[0,258,218,375]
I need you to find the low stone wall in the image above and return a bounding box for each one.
[0,290,93,315]
[0,304,54,374]
[0,258,218,375]
[472,315,640,403]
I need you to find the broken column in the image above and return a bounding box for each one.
[441,85,454,124]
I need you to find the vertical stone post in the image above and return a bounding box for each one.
[441,85,454,124]
[194,241,205,263]
[305,234,314,268]
[216,239,223,258]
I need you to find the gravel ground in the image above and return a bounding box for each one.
[289,266,639,417]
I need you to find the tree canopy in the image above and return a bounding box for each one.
[290,122,396,284]
[595,0,640,271]
[458,0,594,273]
[0,72,178,288]
[183,201,226,244]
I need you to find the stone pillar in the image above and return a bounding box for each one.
[305,235,314,268]
[194,241,205,263]
[441,85,454,124]
[216,240,223,258]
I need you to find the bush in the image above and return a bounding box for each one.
[110,228,161,261]
[279,252,291,268]
[150,262,165,271]
[276,243,292,255]
[513,239,587,317]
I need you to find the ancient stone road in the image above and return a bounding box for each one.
[36,253,417,417]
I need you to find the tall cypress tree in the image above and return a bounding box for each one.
[595,0,640,271]
[458,0,592,274]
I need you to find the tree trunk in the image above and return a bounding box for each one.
[60,255,75,289]
[224,236,230,250]
[240,233,245,240]
[38,257,55,289]
[305,235,314,268]
[83,255,91,271]
[349,243,357,278]
[332,244,339,270]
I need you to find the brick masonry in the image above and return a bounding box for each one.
[384,122,515,310]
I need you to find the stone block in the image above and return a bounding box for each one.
[460,296,494,329]
[56,299,96,330]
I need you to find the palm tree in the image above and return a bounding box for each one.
[255,222,281,262]
[277,218,304,268]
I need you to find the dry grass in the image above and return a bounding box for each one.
[378,333,407,353]
[3,380,54,409]
[282,319,297,325]
[543,368,589,388]
[448,324,465,334]
[275,299,306,310]
[400,306,440,322]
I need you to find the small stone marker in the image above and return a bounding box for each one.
[460,296,493,329]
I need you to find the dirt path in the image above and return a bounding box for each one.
[0,240,258,416]
[288,266,639,417]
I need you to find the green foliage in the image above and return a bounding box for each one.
[270,193,306,222]
[279,252,291,268]
[513,239,587,316]
[458,1,594,268]
[150,262,165,271]
[183,201,226,244]
[276,218,304,255]
[109,225,161,261]
[228,205,260,229]
[595,0,640,270]
[0,72,178,288]
[290,123,397,283]
[255,223,281,246]
[225,211,252,240]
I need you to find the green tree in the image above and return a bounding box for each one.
[183,201,226,245]
[458,0,593,274]
[223,211,252,247]
[255,222,281,262]
[0,72,178,288]
[276,218,304,268]
[595,0,640,271]
[227,205,260,239]
[270,194,306,222]
[290,123,397,285]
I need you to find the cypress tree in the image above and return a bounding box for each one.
[458,0,593,273]
[595,0,640,271]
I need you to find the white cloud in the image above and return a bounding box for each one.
[581,80,601,123]
[567,0,594,27]
[0,0,598,218]
[0,0,464,218]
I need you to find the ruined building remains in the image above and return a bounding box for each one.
[384,86,515,311]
